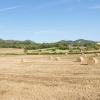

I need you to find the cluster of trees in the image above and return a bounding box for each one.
[0,39,99,51]
[0,39,69,50]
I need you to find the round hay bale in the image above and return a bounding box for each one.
[76,56,88,65]
[76,56,84,62]
[87,57,98,65]
[55,57,61,61]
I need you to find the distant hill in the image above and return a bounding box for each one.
[57,39,96,45]
[0,38,98,50]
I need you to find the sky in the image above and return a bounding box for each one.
[0,0,100,42]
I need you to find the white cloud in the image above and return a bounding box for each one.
[0,6,22,12]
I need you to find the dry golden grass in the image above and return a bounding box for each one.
[0,48,24,55]
[0,55,100,100]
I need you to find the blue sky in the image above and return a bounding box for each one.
[0,0,100,42]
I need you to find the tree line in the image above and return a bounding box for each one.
[0,39,99,51]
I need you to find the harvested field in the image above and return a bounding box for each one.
[0,55,100,100]
[0,48,24,55]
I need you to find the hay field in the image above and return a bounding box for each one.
[0,48,24,55]
[0,55,100,100]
